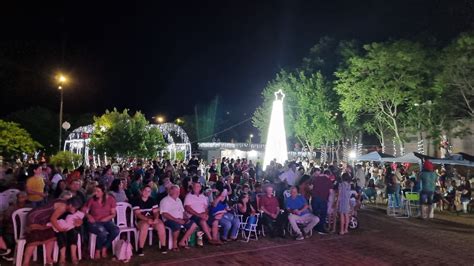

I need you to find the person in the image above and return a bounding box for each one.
[26,164,47,207]
[23,197,81,266]
[285,186,319,240]
[237,193,256,223]
[279,162,297,187]
[53,196,84,266]
[67,179,87,206]
[210,189,240,241]
[0,191,30,262]
[50,167,64,191]
[109,179,128,202]
[259,186,286,238]
[132,186,168,256]
[459,179,472,213]
[160,185,197,251]
[311,168,332,234]
[338,173,352,235]
[418,160,438,218]
[184,182,222,245]
[355,164,366,189]
[83,184,119,259]
[54,180,67,199]
[327,185,337,233]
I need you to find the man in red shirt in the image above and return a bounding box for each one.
[259,186,287,237]
[311,168,333,234]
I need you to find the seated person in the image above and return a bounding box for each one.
[47,210,84,232]
[210,189,240,241]
[184,182,222,245]
[160,185,197,250]
[132,186,168,256]
[237,193,256,222]
[285,186,319,240]
[259,186,287,238]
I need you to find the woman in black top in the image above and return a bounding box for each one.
[237,193,256,222]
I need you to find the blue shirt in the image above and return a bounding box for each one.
[285,195,309,216]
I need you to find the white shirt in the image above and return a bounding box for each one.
[279,169,297,186]
[51,173,63,190]
[184,193,208,214]
[160,195,184,219]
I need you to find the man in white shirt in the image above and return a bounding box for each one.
[160,185,197,250]
[279,162,298,186]
[184,182,222,245]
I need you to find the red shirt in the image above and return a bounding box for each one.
[260,195,279,214]
[311,174,333,200]
[84,196,116,221]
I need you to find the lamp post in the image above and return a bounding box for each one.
[249,134,254,144]
[57,75,67,152]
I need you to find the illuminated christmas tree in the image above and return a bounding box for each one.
[263,89,288,168]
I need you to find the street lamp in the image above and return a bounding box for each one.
[249,134,254,144]
[154,116,165,124]
[57,74,67,152]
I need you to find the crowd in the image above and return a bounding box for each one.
[0,154,472,265]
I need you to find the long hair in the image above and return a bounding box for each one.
[94,184,107,204]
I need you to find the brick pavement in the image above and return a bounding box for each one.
[37,207,474,266]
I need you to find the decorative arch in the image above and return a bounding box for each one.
[64,123,192,166]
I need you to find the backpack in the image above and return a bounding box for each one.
[114,240,133,262]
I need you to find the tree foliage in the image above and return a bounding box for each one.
[335,40,434,151]
[0,119,41,157]
[50,151,82,170]
[89,109,166,158]
[435,32,474,118]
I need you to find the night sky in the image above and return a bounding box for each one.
[0,0,472,141]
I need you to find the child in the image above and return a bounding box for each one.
[337,173,352,235]
[327,186,337,233]
[48,210,85,232]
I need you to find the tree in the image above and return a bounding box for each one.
[50,151,82,170]
[0,119,41,157]
[435,32,474,118]
[4,107,58,153]
[335,40,433,154]
[293,71,340,150]
[89,109,166,158]
[252,70,299,145]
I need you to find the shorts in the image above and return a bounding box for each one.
[164,219,195,232]
[420,191,434,205]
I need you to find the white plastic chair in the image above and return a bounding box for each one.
[13,207,51,265]
[113,202,138,251]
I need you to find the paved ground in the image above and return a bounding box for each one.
[25,206,474,265]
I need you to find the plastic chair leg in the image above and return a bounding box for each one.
[77,234,82,261]
[89,234,97,259]
[14,239,26,266]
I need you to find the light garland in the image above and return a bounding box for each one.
[64,123,192,161]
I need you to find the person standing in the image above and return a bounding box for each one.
[418,160,438,219]
[311,168,333,234]
[26,164,47,207]
[338,173,352,235]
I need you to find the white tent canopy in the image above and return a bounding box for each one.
[355,151,394,162]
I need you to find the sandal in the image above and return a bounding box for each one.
[178,244,190,249]
[172,247,180,252]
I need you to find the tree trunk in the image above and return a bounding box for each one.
[391,117,404,155]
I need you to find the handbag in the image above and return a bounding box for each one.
[114,239,133,262]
